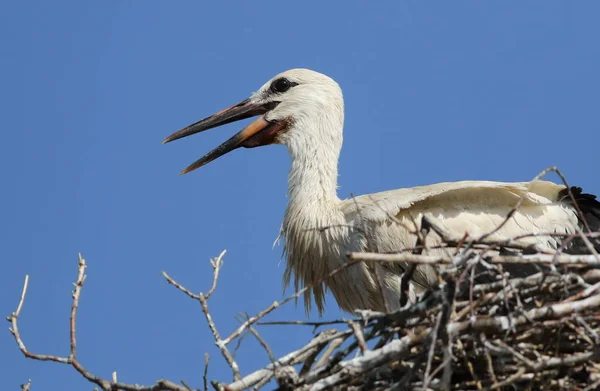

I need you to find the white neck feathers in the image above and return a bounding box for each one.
[280,112,347,313]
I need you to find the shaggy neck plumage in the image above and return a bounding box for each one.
[281,113,346,313]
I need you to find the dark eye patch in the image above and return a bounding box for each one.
[270,78,298,94]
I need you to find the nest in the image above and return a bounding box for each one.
[247,258,600,391]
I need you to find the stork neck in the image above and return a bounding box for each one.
[285,128,341,206]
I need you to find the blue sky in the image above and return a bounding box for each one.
[2,2,599,389]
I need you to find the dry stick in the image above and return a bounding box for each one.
[313,335,347,369]
[251,371,277,391]
[309,327,431,391]
[347,321,368,353]
[575,315,600,344]
[70,253,87,359]
[20,380,32,391]
[566,318,595,347]
[298,331,343,377]
[231,328,251,361]
[13,275,28,317]
[203,354,209,391]
[5,275,65,363]
[223,329,347,391]
[488,367,526,390]
[440,281,456,391]
[562,279,600,303]
[8,255,193,391]
[520,350,597,372]
[582,378,600,391]
[257,319,349,327]
[468,262,477,320]
[489,340,537,369]
[423,278,455,390]
[247,325,275,364]
[9,273,72,366]
[162,250,241,381]
[349,252,600,266]
[480,335,498,387]
[469,271,587,296]
[422,311,443,388]
[486,350,597,389]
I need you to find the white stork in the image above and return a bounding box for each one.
[163,69,599,314]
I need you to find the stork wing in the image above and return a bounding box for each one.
[341,179,600,288]
[340,180,566,223]
[339,180,585,294]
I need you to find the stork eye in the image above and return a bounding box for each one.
[270,78,295,93]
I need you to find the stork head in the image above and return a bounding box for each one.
[163,68,344,174]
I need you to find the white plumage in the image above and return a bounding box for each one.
[163,69,599,314]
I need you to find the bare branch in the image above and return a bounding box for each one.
[69,253,87,359]
[8,255,197,391]
[20,379,31,391]
[163,250,240,381]
[347,321,367,354]
[349,251,600,266]
[223,329,344,391]
[247,325,275,364]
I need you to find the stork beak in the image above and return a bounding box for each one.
[163,99,286,174]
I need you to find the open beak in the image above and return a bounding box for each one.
[163,99,286,174]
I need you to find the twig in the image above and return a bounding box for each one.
[70,253,87,360]
[423,311,443,388]
[313,334,347,368]
[206,250,225,299]
[257,319,348,327]
[8,254,195,391]
[248,325,275,364]
[488,367,526,390]
[223,329,344,391]
[20,379,31,391]
[582,378,600,391]
[348,321,368,353]
[349,252,600,266]
[163,250,240,381]
[203,354,209,391]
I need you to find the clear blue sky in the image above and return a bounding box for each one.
[2,2,599,389]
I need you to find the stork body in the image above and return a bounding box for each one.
[163,69,600,314]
